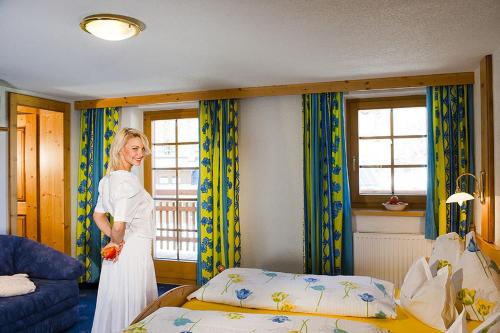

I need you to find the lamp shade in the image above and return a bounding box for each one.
[446,192,475,206]
[80,14,145,41]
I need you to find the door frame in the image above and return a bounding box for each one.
[8,93,71,254]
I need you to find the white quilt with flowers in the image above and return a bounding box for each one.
[187,268,396,319]
[123,307,389,333]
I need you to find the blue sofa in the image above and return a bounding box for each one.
[0,235,84,333]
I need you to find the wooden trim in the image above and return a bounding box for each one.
[143,109,198,120]
[0,127,7,131]
[144,109,199,280]
[480,55,495,243]
[8,93,71,254]
[352,209,425,217]
[476,234,500,266]
[143,109,198,192]
[131,285,198,324]
[153,260,197,285]
[346,96,427,209]
[75,72,474,109]
[349,95,427,109]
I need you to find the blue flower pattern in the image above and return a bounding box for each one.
[270,315,290,323]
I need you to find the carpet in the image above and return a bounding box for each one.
[65,283,178,333]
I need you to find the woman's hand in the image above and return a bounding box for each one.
[101,241,125,262]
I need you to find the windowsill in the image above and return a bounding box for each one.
[352,208,425,217]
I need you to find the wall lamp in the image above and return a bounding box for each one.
[446,172,485,206]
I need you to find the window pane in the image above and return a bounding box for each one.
[394,167,427,194]
[152,170,176,198]
[178,144,199,168]
[359,168,392,194]
[178,118,199,143]
[153,145,176,168]
[358,109,390,137]
[359,139,391,166]
[394,138,427,165]
[153,119,175,143]
[178,200,198,261]
[393,107,427,136]
[154,200,177,260]
[178,169,198,199]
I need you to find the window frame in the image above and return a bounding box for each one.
[346,95,427,209]
[144,108,198,284]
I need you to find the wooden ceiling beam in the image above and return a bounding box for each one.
[75,72,474,109]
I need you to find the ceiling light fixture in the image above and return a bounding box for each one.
[80,14,145,41]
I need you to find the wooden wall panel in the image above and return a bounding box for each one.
[480,55,495,242]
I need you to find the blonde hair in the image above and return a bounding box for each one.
[107,127,151,174]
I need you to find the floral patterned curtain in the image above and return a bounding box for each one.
[303,92,353,275]
[75,107,119,282]
[197,99,240,285]
[425,85,474,239]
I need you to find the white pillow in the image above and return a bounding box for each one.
[446,309,467,333]
[471,311,500,333]
[429,232,463,276]
[400,257,457,331]
[0,273,36,297]
[453,232,500,322]
[188,268,397,318]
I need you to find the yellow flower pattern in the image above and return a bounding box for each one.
[225,313,245,320]
[476,298,494,319]
[339,281,358,299]
[272,291,289,310]
[280,301,295,312]
[221,274,243,294]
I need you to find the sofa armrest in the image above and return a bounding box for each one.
[14,237,84,280]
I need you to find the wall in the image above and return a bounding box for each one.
[239,96,304,273]
[120,106,145,182]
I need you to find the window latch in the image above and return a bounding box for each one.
[352,157,357,171]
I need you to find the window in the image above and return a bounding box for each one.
[346,96,427,208]
[144,109,199,262]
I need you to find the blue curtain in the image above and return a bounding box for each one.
[425,85,474,239]
[303,92,353,275]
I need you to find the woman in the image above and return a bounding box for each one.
[91,128,158,333]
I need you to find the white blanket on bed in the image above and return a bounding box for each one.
[187,268,397,319]
[124,307,389,333]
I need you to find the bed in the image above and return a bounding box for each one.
[129,233,498,332]
[130,282,481,332]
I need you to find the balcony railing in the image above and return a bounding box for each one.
[154,199,197,261]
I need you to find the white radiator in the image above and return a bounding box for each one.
[354,232,434,289]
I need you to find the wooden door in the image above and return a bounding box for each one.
[9,93,71,254]
[38,109,65,251]
[16,113,38,240]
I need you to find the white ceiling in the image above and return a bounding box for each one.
[1,0,500,101]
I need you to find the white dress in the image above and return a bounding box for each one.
[91,170,158,333]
